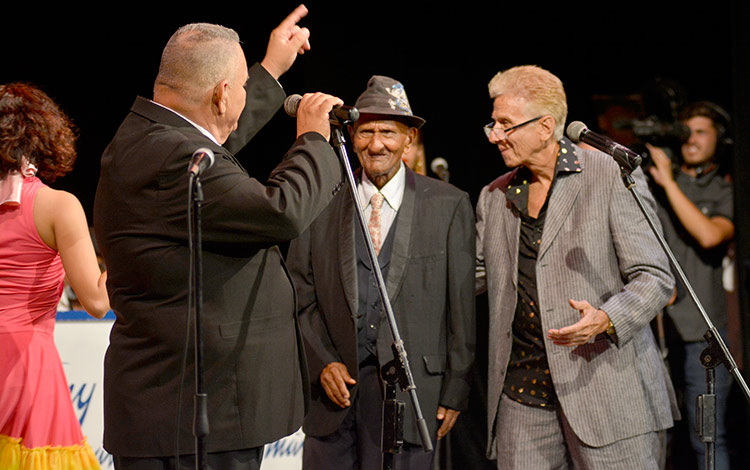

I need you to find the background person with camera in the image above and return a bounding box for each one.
[647,101,735,470]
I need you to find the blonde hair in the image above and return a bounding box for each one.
[488,65,568,140]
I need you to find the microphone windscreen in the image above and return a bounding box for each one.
[284,94,303,117]
[566,121,588,143]
[188,147,215,175]
[193,147,215,166]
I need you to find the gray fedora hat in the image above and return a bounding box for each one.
[353,75,425,129]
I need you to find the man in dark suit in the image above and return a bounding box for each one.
[93,6,345,470]
[286,76,476,470]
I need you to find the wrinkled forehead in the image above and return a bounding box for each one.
[491,93,529,120]
[353,116,413,133]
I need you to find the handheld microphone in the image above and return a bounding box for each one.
[283,94,360,123]
[187,148,215,176]
[566,121,642,171]
[430,157,450,182]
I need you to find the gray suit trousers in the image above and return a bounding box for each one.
[495,394,662,470]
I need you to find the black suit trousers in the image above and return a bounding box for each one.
[302,363,434,470]
[113,447,263,470]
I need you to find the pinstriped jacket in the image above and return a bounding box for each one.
[476,143,679,458]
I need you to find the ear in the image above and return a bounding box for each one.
[212,79,231,115]
[348,124,364,163]
[403,127,418,153]
[538,115,556,141]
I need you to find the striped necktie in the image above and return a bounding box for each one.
[368,192,385,255]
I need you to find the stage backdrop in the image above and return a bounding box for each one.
[55,311,303,470]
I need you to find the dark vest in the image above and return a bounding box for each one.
[355,212,399,365]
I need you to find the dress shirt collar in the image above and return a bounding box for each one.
[506,137,581,216]
[679,163,720,188]
[150,100,220,145]
[359,161,406,211]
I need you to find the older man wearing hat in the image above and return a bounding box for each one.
[287,76,476,470]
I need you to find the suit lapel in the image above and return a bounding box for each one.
[487,169,521,287]
[385,169,415,301]
[338,188,359,316]
[501,192,521,288]
[538,170,582,260]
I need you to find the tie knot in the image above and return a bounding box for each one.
[370,192,384,210]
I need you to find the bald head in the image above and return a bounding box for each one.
[155,23,244,103]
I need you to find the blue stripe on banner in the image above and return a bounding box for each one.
[56,310,116,321]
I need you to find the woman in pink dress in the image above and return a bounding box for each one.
[0,83,110,469]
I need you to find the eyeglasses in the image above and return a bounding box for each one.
[483,116,543,139]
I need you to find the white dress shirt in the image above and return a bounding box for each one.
[357,161,406,239]
[150,100,220,145]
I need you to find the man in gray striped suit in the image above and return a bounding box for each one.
[475,65,679,469]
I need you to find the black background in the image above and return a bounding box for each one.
[2,1,741,211]
[4,1,750,465]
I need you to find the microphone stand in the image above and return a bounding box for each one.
[329,122,434,470]
[614,162,749,470]
[188,174,209,470]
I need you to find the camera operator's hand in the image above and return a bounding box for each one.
[646,143,675,188]
[646,142,733,249]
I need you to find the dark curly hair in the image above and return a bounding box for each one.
[0,82,77,182]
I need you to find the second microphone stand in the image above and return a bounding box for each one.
[188,174,209,470]
[330,123,434,470]
[615,162,749,470]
